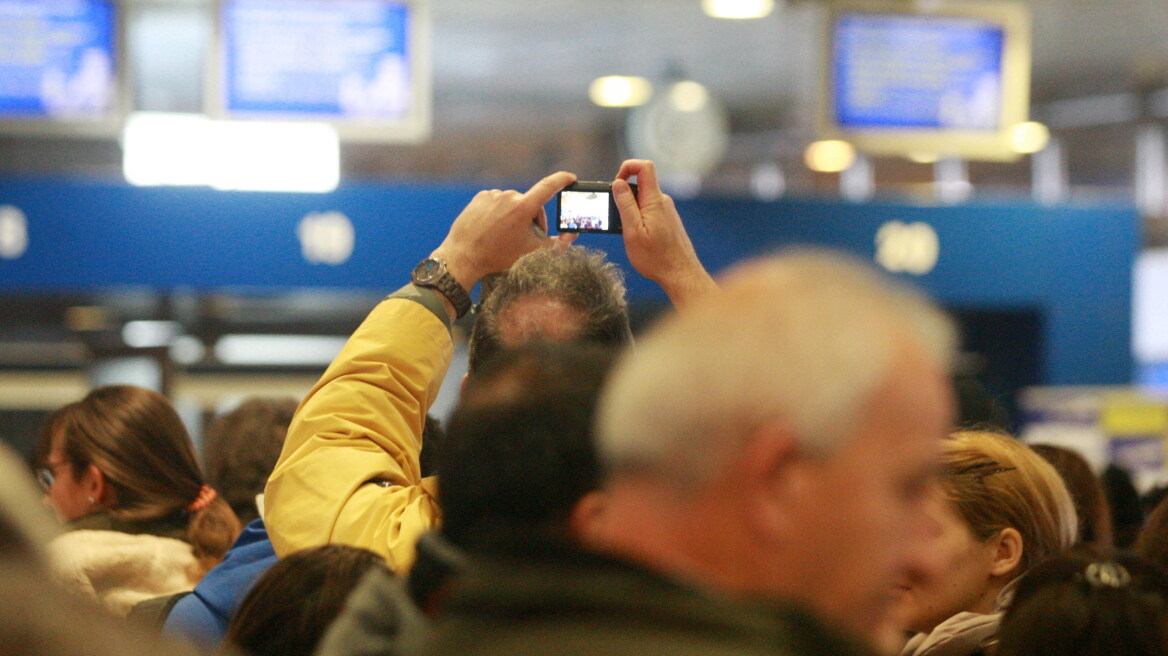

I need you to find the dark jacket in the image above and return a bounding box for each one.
[316,531,465,656]
[419,541,872,656]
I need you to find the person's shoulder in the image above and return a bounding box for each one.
[160,589,229,651]
[129,590,195,634]
[315,569,422,656]
[48,529,197,572]
[217,519,277,567]
[430,549,865,656]
[47,529,199,616]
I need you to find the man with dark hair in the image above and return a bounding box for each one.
[202,397,299,526]
[316,343,618,656]
[435,342,616,548]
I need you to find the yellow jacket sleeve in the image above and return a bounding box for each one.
[264,296,451,570]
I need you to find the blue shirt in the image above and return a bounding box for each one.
[163,518,278,650]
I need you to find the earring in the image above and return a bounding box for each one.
[87,496,95,505]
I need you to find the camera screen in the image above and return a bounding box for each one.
[558,189,612,232]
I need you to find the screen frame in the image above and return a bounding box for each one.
[0,0,128,138]
[206,0,431,144]
[555,181,631,235]
[817,0,1032,162]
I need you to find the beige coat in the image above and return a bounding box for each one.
[47,529,200,617]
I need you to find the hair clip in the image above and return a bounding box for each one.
[1084,561,1132,589]
[954,460,1018,480]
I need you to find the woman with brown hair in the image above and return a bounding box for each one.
[996,547,1168,656]
[220,544,387,656]
[1029,443,1114,547]
[36,385,240,616]
[888,430,1078,656]
[1135,493,1168,572]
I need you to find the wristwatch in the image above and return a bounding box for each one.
[411,257,472,319]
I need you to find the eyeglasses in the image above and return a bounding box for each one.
[35,462,69,492]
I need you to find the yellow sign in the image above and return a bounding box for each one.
[1101,394,1168,436]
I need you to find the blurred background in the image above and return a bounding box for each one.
[2,0,1168,490]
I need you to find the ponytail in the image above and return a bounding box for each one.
[186,493,241,574]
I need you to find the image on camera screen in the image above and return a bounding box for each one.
[558,189,610,232]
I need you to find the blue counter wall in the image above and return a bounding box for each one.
[0,177,1138,384]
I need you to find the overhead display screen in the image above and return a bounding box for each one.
[0,0,117,119]
[215,0,430,142]
[833,13,1004,130]
[818,1,1031,162]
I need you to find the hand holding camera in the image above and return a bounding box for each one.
[550,159,715,307]
[433,170,576,297]
[613,159,717,307]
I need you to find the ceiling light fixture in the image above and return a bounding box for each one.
[702,0,775,19]
[214,334,348,366]
[1009,121,1051,154]
[804,140,857,173]
[589,76,653,108]
[122,320,182,348]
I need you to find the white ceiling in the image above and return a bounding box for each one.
[9,0,1168,192]
[424,0,1168,121]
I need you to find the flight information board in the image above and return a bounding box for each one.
[0,0,116,119]
[220,0,414,120]
[833,12,1005,130]
[818,0,1031,161]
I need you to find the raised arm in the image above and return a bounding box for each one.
[263,171,576,569]
[613,159,717,308]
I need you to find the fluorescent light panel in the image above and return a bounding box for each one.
[122,320,182,348]
[214,334,348,366]
[122,112,340,193]
[589,76,653,108]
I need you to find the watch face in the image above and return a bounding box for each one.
[412,258,444,284]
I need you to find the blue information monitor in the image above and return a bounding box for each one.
[818,1,1031,162]
[0,0,116,119]
[834,13,1005,130]
[221,0,411,119]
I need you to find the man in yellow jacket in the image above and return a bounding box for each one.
[264,160,715,570]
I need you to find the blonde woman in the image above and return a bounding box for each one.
[891,431,1078,656]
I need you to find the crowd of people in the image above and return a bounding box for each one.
[6,158,1168,656]
[561,216,606,231]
